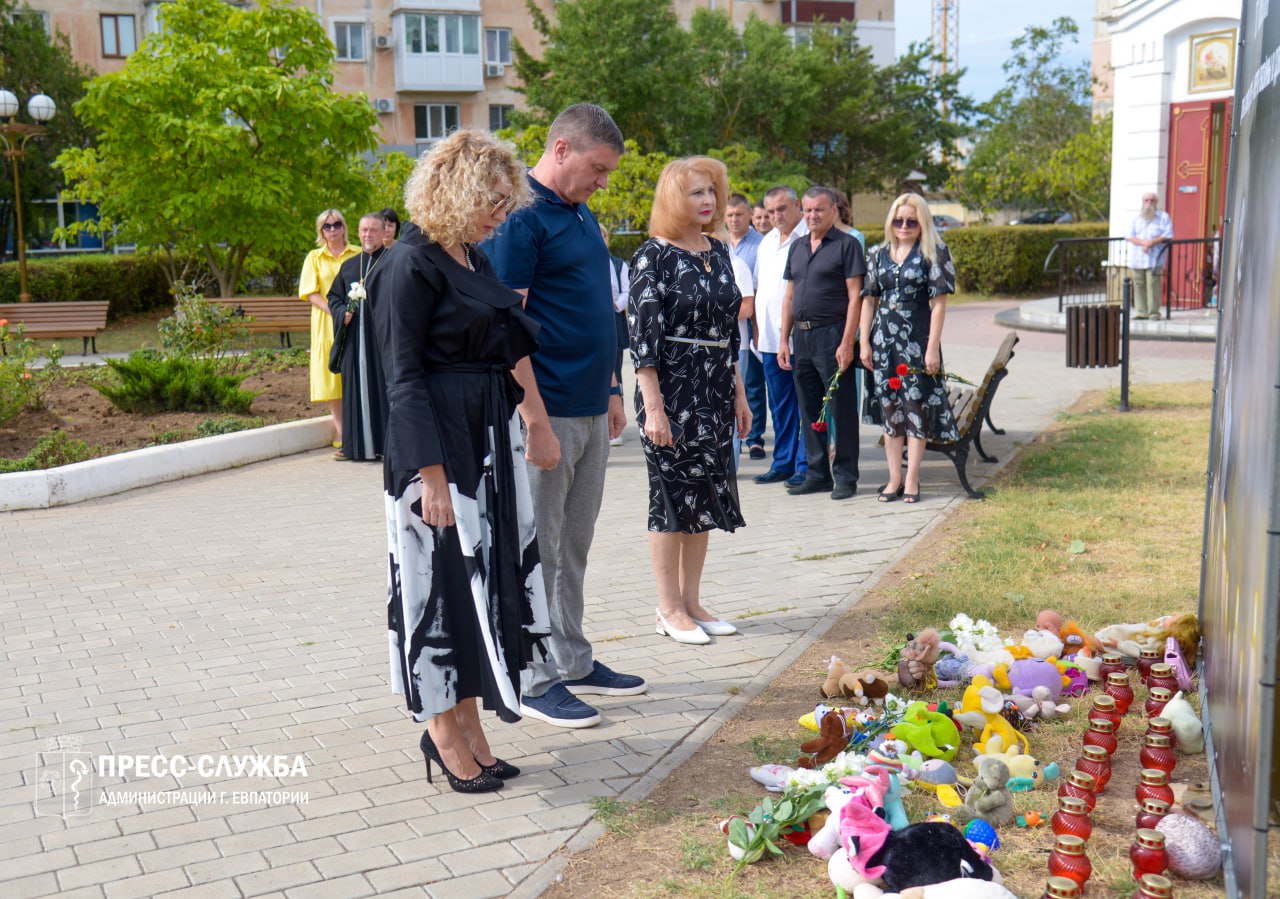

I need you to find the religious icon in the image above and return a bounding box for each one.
[1189,30,1236,94]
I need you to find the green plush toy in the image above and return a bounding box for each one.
[886,701,960,761]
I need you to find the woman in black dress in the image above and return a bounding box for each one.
[858,193,959,504]
[629,157,751,646]
[370,130,549,794]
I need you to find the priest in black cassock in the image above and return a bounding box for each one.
[327,212,390,461]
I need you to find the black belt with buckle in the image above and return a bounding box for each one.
[793,318,842,330]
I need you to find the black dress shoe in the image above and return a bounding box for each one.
[831,482,857,501]
[787,478,834,496]
[748,444,766,460]
[753,468,793,484]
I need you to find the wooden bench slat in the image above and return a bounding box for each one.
[0,302,110,353]
[207,297,311,346]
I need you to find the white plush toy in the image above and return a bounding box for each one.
[1161,691,1205,754]
[1018,628,1065,660]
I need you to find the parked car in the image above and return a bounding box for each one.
[1011,209,1073,225]
[933,214,965,233]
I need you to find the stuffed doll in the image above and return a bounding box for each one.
[957,757,1015,828]
[895,629,942,692]
[799,708,851,768]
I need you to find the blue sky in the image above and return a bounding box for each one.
[893,0,1097,104]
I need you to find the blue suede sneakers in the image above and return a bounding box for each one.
[519,683,601,728]
[562,661,648,696]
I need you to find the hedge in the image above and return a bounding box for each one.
[941,223,1108,294]
[0,254,173,318]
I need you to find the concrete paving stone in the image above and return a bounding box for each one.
[405,805,488,838]
[286,810,370,843]
[292,791,371,820]
[135,839,220,874]
[185,850,269,885]
[367,858,449,893]
[153,881,242,899]
[45,884,106,899]
[313,845,399,879]
[233,861,323,898]
[73,832,157,865]
[425,869,513,899]
[56,854,143,891]
[355,797,440,830]
[1,871,59,898]
[151,817,232,849]
[262,835,346,867]
[334,820,418,853]
[40,820,125,851]
[284,873,374,899]
[502,861,541,886]
[3,845,78,880]
[441,841,524,878]
[213,822,296,856]
[102,867,191,899]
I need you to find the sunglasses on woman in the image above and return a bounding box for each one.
[891,217,920,229]
[322,221,345,231]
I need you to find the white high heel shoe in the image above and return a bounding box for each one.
[655,609,710,645]
[693,617,737,636]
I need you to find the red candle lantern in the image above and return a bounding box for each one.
[1041,876,1082,899]
[1058,769,1098,812]
[1098,651,1127,680]
[1135,768,1176,806]
[1146,662,1179,694]
[1145,686,1173,718]
[1136,797,1171,830]
[1140,733,1178,775]
[1048,834,1092,890]
[1130,828,1168,880]
[1137,648,1162,685]
[1136,873,1174,899]
[1074,744,1112,792]
[1050,794,1093,842]
[1083,717,1118,757]
[1088,694,1123,732]
[1145,717,1173,740]
[1105,671,1136,714]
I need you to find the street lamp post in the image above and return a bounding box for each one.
[0,89,57,303]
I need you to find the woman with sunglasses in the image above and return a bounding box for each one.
[858,193,959,504]
[300,210,359,446]
[371,129,548,794]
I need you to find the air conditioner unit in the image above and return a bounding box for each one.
[374,98,395,114]
[375,34,392,50]
[485,63,505,78]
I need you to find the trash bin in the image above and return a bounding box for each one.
[1066,304,1121,368]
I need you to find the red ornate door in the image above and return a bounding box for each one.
[1166,99,1231,307]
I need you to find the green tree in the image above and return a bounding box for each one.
[950,17,1098,219]
[513,0,694,153]
[56,0,381,297]
[0,0,95,261]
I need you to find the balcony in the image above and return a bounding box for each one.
[392,10,484,93]
[780,0,858,25]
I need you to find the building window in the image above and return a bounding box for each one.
[101,13,136,57]
[414,104,460,141]
[489,105,514,132]
[334,22,366,61]
[12,8,50,35]
[403,14,478,57]
[484,27,511,65]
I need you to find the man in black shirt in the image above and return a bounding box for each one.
[777,186,866,500]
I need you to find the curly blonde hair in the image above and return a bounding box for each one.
[648,157,729,240]
[404,130,532,247]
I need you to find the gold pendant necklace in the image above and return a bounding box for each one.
[699,239,712,273]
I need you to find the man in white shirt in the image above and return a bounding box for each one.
[751,186,809,486]
[1127,192,1173,320]
[725,194,768,459]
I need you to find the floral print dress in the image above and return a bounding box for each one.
[628,237,745,534]
[862,241,960,441]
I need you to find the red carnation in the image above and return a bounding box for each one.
[888,376,903,390]
[811,421,828,433]
[896,363,909,376]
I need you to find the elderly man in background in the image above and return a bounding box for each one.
[1127,192,1173,320]
[725,193,768,460]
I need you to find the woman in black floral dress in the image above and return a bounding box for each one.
[629,157,751,645]
[858,193,959,504]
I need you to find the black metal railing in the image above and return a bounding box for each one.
[1045,236,1221,316]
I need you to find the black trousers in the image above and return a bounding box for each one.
[791,320,859,486]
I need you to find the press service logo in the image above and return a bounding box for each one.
[34,735,95,820]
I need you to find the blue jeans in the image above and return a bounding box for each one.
[761,352,806,477]
[742,349,767,445]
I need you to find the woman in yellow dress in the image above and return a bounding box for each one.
[299,209,359,448]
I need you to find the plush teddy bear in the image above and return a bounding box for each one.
[957,757,1015,828]
[895,629,942,692]
[1008,685,1071,720]
[799,708,851,769]
[820,656,891,706]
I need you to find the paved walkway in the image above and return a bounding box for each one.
[1,302,1216,899]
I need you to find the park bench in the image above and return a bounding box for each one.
[207,296,312,348]
[926,330,1020,499]
[0,301,110,355]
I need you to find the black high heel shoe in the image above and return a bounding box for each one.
[477,758,520,779]
[420,731,503,793]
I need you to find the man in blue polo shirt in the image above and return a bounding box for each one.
[484,104,646,729]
